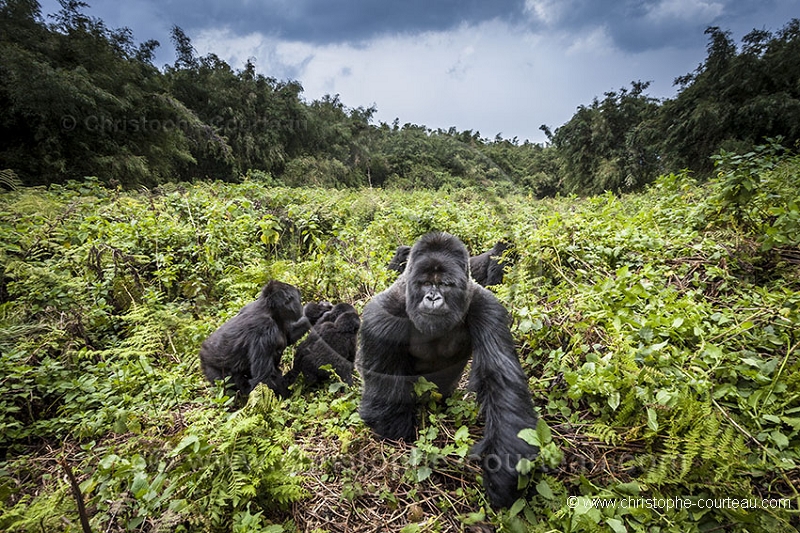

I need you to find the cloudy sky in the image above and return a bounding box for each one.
[37,0,800,143]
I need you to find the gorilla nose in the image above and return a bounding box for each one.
[424,293,443,309]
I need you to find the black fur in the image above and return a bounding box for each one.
[199,280,311,398]
[386,245,412,273]
[358,232,538,508]
[284,303,361,388]
[469,241,511,287]
[303,300,334,325]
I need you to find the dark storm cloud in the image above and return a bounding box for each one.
[523,0,794,52]
[155,0,526,43]
[39,0,797,55]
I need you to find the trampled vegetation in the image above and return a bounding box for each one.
[0,146,798,532]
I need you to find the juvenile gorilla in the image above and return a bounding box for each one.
[358,232,538,508]
[199,280,311,398]
[284,303,361,388]
[303,300,333,325]
[469,241,511,287]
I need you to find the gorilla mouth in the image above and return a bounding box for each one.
[417,309,453,319]
[412,311,463,335]
[419,307,447,314]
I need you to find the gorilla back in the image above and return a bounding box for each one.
[469,241,511,287]
[386,245,411,273]
[358,232,539,508]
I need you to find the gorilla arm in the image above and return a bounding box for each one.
[285,315,312,345]
[244,320,287,396]
[466,287,539,508]
[284,319,357,387]
[357,285,417,441]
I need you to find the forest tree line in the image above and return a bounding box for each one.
[2,0,799,195]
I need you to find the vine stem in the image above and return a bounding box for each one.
[59,456,93,533]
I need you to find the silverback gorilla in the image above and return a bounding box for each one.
[199,280,311,398]
[358,232,538,508]
[284,302,361,388]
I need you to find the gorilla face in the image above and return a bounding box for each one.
[303,301,334,326]
[405,233,472,336]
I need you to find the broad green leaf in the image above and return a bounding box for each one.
[607,518,627,533]
[131,472,149,499]
[646,407,659,432]
[608,391,621,410]
[536,479,555,499]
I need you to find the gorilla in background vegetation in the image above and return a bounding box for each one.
[386,245,411,273]
[284,303,361,389]
[358,232,538,508]
[199,280,312,398]
[469,241,511,287]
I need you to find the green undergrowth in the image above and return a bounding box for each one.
[0,147,798,532]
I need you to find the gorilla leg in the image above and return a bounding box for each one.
[291,351,355,387]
